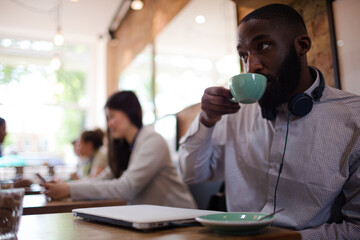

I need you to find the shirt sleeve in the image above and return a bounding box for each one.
[69,133,169,201]
[299,152,360,239]
[95,147,108,168]
[92,166,113,180]
[179,114,226,184]
[89,148,108,177]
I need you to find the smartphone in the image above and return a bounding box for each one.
[35,173,47,184]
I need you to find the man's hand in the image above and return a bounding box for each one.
[42,181,71,200]
[200,87,240,127]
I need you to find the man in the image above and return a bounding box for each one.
[0,117,6,157]
[179,4,359,239]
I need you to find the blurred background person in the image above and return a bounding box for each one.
[43,91,196,208]
[0,117,32,188]
[69,129,108,180]
[0,117,6,157]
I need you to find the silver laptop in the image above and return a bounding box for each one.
[72,204,221,230]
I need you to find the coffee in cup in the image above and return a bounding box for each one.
[229,73,267,104]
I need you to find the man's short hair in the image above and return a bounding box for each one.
[0,117,5,126]
[240,4,307,34]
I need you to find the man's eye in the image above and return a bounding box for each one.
[259,43,270,51]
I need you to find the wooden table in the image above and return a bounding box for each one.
[23,194,126,215]
[17,213,301,240]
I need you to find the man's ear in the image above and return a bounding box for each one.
[295,34,311,56]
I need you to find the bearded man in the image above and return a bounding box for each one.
[179,4,360,239]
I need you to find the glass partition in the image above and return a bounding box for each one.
[118,44,154,124]
[0,37,89,166]
[118,0,239,121]
[154,0,239,118]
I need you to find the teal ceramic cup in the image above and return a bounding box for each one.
[229,73,267,104]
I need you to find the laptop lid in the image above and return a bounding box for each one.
[72,204,221,230]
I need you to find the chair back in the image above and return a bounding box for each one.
[175,103,201,150]
[175,103,225,210]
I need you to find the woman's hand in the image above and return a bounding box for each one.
[200,87,241,127]
[42,181,71,200]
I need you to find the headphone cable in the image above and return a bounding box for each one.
[273,112,291,213]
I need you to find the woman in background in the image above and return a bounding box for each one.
[44,91,196,208]
[69,129,108,180]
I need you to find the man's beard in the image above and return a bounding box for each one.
[258,45,302,110]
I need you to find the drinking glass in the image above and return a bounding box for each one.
[0,188,25,239]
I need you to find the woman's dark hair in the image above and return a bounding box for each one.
[80,128,104,151]
[105,91,143,178]
[0,117,5,126]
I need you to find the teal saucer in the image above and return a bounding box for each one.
[196,212,275,235]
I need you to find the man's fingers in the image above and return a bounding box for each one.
[202,103,239,115]
[203,87,239,106]
[200,87,241,127]
[202,93,240,113]
[204,87,233,99]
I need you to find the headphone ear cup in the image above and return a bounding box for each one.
[288,93,313,117]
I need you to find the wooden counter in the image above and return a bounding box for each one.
[17,213,301,240]
[23,194,126,215]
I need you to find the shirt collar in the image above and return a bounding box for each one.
[129,128,141,151]
[304,66,320,97]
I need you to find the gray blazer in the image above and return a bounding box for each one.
[70,126,197,209]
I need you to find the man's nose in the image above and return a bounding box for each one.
[247,54,263,73]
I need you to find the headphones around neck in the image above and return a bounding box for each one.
[270,67,325,212]
[261,67,325,120]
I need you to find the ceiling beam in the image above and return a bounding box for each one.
[109,0,131,39]
[106,0,191,96]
